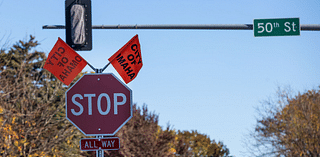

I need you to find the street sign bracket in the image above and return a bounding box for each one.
[87,62,111,73]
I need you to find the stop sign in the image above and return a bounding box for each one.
[66,73,132,136]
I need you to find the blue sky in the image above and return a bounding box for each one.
[1,0,320,156]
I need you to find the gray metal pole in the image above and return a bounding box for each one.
[96,136,103,157]
[95,70,104,157]
[43,24,320,31]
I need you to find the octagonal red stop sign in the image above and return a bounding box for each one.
[66,73,132,136]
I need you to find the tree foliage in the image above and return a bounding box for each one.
[115,104,176,156]
[175,130,229,157]
[247,87,320,156]
[84,105,230,157]
[83,104,176,157]
[0,36,82,156]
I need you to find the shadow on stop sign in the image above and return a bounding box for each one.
[66,73,132,136]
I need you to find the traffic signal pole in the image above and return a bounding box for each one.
[43,24,320,31]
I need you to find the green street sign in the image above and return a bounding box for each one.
[254,18,300,37]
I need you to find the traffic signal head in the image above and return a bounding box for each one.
[65,0,92,51]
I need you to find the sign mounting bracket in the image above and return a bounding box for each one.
[87,62,111,74]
